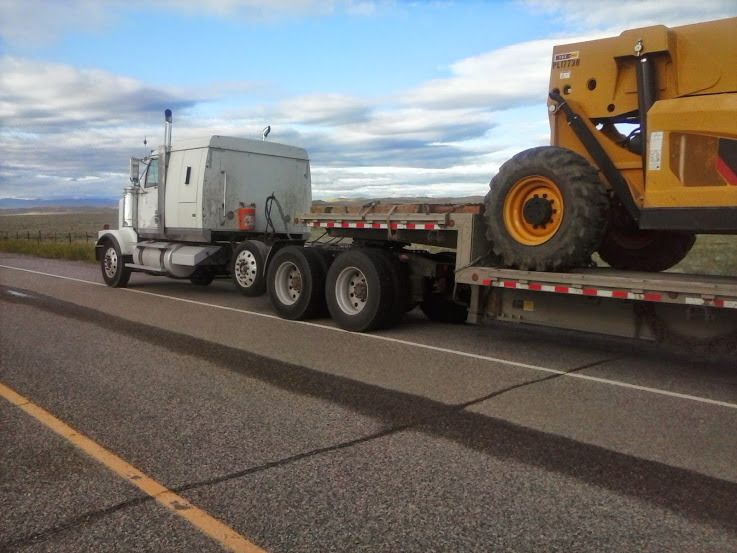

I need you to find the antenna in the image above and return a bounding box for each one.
[262,125,271,141]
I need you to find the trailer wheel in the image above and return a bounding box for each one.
[267,246,326,320]
[380,251,412,325]
[100,240,131,288]
[420,294,468,324]
[484,146,610,271]
[326,248,396,332]
[231,241,267,296]
[190,268,215,286]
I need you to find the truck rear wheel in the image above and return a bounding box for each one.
[598,227,696,272]
[484,146,610,271]
[231,241,267,296]
[100,240,131,288]
[267,246,326,320]
[326,248,397,332]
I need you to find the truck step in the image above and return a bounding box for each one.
[126,263,166,274]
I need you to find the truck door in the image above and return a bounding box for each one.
[164,148,206,229]
[176,148,206,228]
[137,158,160,235]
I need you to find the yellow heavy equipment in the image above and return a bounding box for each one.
[484,16,737,272]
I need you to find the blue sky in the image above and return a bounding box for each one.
[1,0,736,201]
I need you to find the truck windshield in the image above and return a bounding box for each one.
[144,161,159,188]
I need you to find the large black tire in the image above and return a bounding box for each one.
[267,246,327,320]
[100,239,131,288]
[378,250,411,326]
[420,294,468,324]
[598,228,696,272]
[484,146,610,271]
[231,241,267,296]
[325,248,397,332]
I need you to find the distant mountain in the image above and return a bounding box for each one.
[0,197,118,209]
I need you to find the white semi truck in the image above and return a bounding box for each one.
[97,112,737,343]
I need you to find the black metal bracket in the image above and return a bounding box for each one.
[549,91,641,222]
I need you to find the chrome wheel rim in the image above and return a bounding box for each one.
[103,247,118,279]
[274,262,302,306]
[335,266,367,315]
[234,249,258,288]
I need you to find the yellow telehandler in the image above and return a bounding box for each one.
[485,16,737,272]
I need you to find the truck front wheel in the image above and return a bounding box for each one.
[231,241,267,296]
[100,240,131,288]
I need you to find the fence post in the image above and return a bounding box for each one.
[27,231,30,240]
[37,231,41,242]
[68,232,72,244]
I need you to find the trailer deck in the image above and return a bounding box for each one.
[299,204,737,341]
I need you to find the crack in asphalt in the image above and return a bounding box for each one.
[0,355,623,551]
[2,287,737,549]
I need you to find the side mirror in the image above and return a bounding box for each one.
[129,158,140,185]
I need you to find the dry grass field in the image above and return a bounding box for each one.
[0,207,735,275]
[0,208,117,238]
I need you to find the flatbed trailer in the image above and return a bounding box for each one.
[297,204,737,342]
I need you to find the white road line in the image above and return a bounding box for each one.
[2,262,737,411]
[6,289,33,298]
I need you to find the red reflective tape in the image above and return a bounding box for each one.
[528,283,542,291]
[503,281,517,288]
[355,222,365,228]
[582,288,598,296]
[424,224,435,230]
[372,222,382,229]
[390,223,399,230]
[312,222,320,227]
[644,292,662,302]
[717,157,737,186]
[714,298,725,308]
[341,222,350,228]
[406,223,416,229]
[612,290,628,299]
[326,222,335,228]
[482,279,492,286]
[554,286,569,293]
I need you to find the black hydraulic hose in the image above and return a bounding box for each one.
[549,91,641,222]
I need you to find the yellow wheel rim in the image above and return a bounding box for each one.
[503,175,564,246]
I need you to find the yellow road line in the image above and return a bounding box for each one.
[0,381,267,553]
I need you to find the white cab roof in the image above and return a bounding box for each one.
[170,136,308,160]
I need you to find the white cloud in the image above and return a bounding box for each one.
[0,0,383,46]
[522,0,737,30]
[274,94,373,125]
[0,1,114,47]
[0,57,197,129]
[402,38,561,111]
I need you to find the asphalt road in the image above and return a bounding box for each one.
[1,252,736,552]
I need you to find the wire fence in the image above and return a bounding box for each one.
[0,231,97,243]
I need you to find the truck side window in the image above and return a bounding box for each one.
[144,161,159,188]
